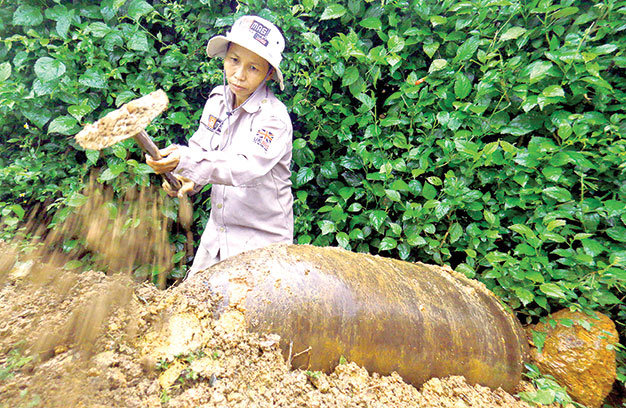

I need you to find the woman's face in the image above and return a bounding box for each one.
[224,43,272,108]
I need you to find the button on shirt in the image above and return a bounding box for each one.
[174,84,293,261]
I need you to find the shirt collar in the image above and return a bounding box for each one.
[217,84,267,114]
[241,84,267,114]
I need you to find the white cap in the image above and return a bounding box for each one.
[206,16,285,90]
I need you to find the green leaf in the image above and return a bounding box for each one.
[24,108,52,129]
[529,61,553,83]
[336,232,349,248]
[427,176,442,186]
[593,291,621,306]
[423,42,439,58]
[509,224,534,237]
[34,57,66,82]
[521,389,556,405]
[369,210,387,231]
[56,16,71,39]
[170,111,190,126]
[610,251,626,268]
[111,145,127,160]
[302,33,321,48]
[116,90,137,106]
[429,59,447,73]
[379,237,397,251]
[85,150,100,165]
[65,192,88,207]
[380,117,401,127]
[524,271,545,283]
[360,17,381,30]
[48,115,78,135]
[454,73,472,99]
[342,66,359,87]
[501,113,542,136]
[295,167,314,187]
[542,187,572,202]
[0,62,11,82]
[551,6,579,20]
[128,31,149,52]
[455,36,480,61]
[79,69,107,89]
[127,0,154,20]
[430,16,447,26]
[9,204,25,220]
[348,203,362,212]
[515,287,535,306]
[388,35,405,53]
[68,104,93,121]
[582,76,613,90]
[101,0,127,18]
[449,223,463,243]
[321,161,338,179]
[539,283,566,299]
[607,227,626,243]
[422,182,437,200]
[500,27,527,41]
[89,22,111,38]
[386,54,401,67]
[385,189,401,202]
[319,220,335,235]
[541,85,565,98]
[13,5,43,26]
[320,4,346,20]
[356,93,375,110]
[46,5,72,38]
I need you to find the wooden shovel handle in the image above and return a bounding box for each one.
[134,130,182,190]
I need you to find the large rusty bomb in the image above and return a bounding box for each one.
[181,244,529,392]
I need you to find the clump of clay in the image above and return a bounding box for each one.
[529,309,619,408]
[75,89,168,150]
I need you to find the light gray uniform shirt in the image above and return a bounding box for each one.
[174,84,293,265]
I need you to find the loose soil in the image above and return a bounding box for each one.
[0,258,560,408]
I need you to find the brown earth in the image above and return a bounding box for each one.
[0,256,562,408]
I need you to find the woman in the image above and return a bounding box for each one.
[146,16,293,277]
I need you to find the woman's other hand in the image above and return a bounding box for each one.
[146,145,180,174]
[162,175,195,198]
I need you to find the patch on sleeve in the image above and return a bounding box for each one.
[201,114,224,134]
[253,128,274,151]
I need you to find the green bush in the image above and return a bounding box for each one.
[1,0,625,397]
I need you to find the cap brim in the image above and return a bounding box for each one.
[206,36,229,58]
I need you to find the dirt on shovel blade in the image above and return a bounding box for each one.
[0,181,558,408]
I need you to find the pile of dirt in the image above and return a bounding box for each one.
[0,257,559,408]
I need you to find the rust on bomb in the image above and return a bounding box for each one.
[180,243,529,393]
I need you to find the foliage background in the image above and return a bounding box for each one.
[1,0,625,401]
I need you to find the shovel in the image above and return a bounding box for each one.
[74,89,194,255]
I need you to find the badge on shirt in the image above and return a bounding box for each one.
[253,128,274,151]
[202,114,224,134]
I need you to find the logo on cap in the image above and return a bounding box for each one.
[249,20,270,47]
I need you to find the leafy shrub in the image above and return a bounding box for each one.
[1,0,625,390]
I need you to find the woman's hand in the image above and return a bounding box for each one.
[162,175,195,198]
[146,145,180,174]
